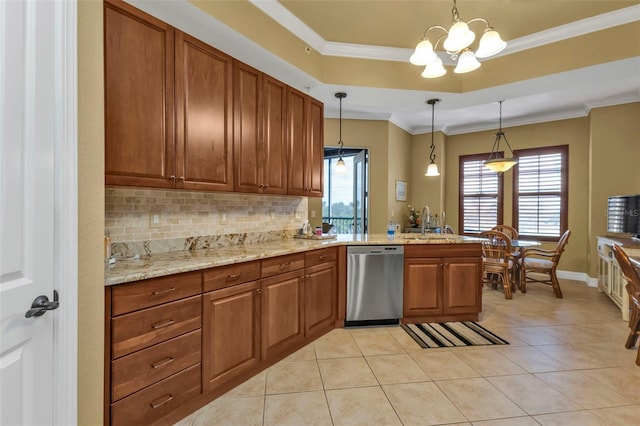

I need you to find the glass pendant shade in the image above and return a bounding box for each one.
[484,158,518,173]
[410,39,437,65]
[425,163,440,176]
[334,157,347,174]
[421,57,447,78]
[443,21,475,52]
[475,29,506,58]
[454,50,481,73]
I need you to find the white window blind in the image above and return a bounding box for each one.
[514,146,568,239]
[460,156,502,234]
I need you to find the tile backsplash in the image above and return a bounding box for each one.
[105,187,308,250]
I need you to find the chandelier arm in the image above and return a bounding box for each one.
[500,132,516,157]
[466,17,490,28]
[422,25,448,41]
[487,134,502,161]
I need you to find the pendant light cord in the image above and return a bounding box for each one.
[335,92,347,156]
[427,98,440,163]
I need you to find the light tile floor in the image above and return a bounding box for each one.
[176,280,640,425]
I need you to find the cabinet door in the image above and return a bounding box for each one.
[233,61,262,193]
[104,0,175,188]
[610,262,624,304]
[306,97,324,197]
[175,31,233,191]
[262,75,288,194]
[598,255,611,293]
[305,262,336,339]
[261,270,305,360]
[286,88,307,195]
[443,257,482,314]
[403,259,443,316]
[202,281,260,392]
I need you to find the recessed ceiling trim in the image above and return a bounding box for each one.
[250,1,640,63]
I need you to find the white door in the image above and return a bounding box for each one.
[0,0,77,424]
[353,149,368,236]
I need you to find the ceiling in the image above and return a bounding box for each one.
[130,0,640,135]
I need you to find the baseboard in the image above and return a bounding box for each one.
[556,270,598,287]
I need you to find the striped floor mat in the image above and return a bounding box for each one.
[401,322,509,348]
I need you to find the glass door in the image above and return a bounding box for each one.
[353,150,368,236]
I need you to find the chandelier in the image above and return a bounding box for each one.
[484,101,518,173]
[410,0,506,78]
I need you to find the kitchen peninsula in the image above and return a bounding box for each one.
[104,234,482,426]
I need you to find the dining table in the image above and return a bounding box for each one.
[509,239,542,290]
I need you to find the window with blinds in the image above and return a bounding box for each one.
[459,153,503,235]
[513,145,568,241]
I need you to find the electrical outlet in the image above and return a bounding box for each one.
[269,210,275,221]
[220,212,228,225]
[311,210,316,218]
[294,210,301,220]
[149,211,161,228]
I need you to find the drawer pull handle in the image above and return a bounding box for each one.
[149,394,174,409]
[226,273,243,281]
[151,287,176,296]
[318,255,326,261]
[151,319,175,329]
[279,262,291,269]
[151,356,175,369]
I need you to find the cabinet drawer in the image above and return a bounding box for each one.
[111,329,201,402]
[111,364,201,426]
[305,247,337,268]
[203,260,261,292]
[261,253,305,278]
[112,296,201,359]
[111,271,202,316]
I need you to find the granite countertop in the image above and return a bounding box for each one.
[105,233,483,286]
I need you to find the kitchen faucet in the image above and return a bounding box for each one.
[421,205,430,236]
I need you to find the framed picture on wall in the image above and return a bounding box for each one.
[395,180,407,201]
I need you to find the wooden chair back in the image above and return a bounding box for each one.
[491,225,518,240]
[479,230,514,299]
[612,244,640,296]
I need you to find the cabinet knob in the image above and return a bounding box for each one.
[179,176,185,181]
[169,175,176,180]
[264,184,269,188]
[256,288,261,293]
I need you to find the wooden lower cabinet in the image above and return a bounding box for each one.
[202,281,261,392]
[403,258,443,316]
[106,249,340,425]
[403,245,482,323]
[305,261,337,339]
[261,270,305,360]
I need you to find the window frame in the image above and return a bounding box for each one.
[458,152,504,236]
[512,145,569,242]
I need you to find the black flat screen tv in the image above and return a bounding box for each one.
[607,195,640,238]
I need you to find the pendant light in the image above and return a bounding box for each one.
[484,100,518,173]
[334,92,347,174]
[425,98,441,176]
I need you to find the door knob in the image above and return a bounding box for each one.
[25,290,60,318]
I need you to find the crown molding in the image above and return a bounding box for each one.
[249,1,640,63]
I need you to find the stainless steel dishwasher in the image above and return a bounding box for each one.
[346,245,404,326]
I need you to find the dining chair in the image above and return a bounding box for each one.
[491,225,519,240]
[519,230,571,298]
[612,244,640,366]
[479,230,514,299]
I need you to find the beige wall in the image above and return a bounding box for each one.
[443,117,591,273]
[78,0,104,424]
[318,118,392,234]
[388,123,412,227]
[588,103,640,276]
[411,131,445,228]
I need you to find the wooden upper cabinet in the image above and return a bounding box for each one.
[287,88,307,196]
[261,75,288,194]
[104,0,175,188]
[287,88,323,197]
[234,65,288,194]
[175,31,233,191]
[233,61,262,193]
[306,97,324,197]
